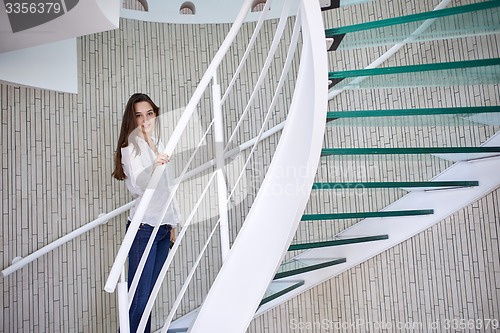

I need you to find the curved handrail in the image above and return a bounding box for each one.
[0,121,284,278]
[142,10,304,328]
[104,0,255,294]
[112,0,302,329]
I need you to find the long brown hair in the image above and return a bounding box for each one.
[112,93,161,180]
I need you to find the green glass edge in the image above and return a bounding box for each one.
[259,280,305,306]
[274,258,347,280]
[326,106,500,119]
[321,147,500,155]
[301,209,435,220]
[312,181,479,189]
[288,235,389,251]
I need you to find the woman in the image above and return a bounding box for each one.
[112,93,179,333]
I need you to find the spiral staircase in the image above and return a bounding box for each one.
[1,0,498,332]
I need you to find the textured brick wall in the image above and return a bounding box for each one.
[0,13,295,332]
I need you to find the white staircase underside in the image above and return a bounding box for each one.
[255,131,500,315]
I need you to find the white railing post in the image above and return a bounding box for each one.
[212,74,230,261]
[117,268,130,333]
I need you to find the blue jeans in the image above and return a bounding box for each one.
[127,221,171,333]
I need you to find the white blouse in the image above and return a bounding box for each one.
[121,137,180,227]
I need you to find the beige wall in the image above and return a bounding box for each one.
[1,0,499,332]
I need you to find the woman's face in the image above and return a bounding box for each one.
[134,101,156,135]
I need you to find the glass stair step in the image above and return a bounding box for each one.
[321,147,500,156]
[329,58,500,79]
[318,153,454,182]
[326,106,500,127]
[301,209,434,220]
[167,278,297,331]
[288,234,389,251]
[274,258,347,280]
[166,283,309,329]
[325,1,500,50]
[328,58,500,89]
[327,106,500,119]
[312,181,479,190]
[260,280,305,306]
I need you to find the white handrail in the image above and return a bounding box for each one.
[154,20,301,321]
[1,200,135,277]
[104,0,255,294]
